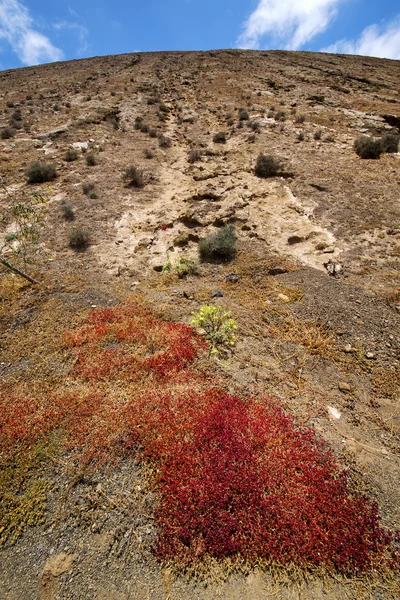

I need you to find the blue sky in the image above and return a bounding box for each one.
[0,0,399,70]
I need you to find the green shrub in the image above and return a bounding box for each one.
[162,256,198,278]
[190,305,237,354]
[275,110,286,122]
[295,114,306,124]
[213,132,226,144]
[254,153,282,178]
[159,103,170,113]
[238,109,249,121]
[124,167,144,187]
[314,129,322,140]
[68,227,90,250]
[65,149,78,162]
[26,162,57,184]
[199,226,237,261]
[354,135,382,159]
[381,133,399,154]
[144,149,154,159]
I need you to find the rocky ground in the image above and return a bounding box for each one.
[0,50,399,599]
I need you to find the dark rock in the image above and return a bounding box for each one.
[226,273,240,283]
[211,289,224,298]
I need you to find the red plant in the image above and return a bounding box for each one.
[1,302,398,573]
[154,394,397,573]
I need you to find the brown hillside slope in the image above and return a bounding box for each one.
[0,50,399,599]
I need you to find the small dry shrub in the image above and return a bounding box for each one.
[60,201,75,221]
[65,149,78,162]
[144,149,154,159]
[1,127,15,139]
[188,149,203,163]
[238,109,249,121]
[159,135,172,148]
[381,133,399,153]
[85,153,97,166]
[295,114,306,124]
[68,227,90,249]
[213,132,226,144]
[255,153,282,178]
[26,162,57,184]
[354,135,382,159]
[124,167,144,187]
[199,226,237,261]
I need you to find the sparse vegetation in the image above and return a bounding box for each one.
[199,226,237,261]
[314,129,322,140]
[124,166,144,188]
[255,153,282,178]
[68,227,90,249]
[238,109,249,121]
[295,114,306,123]
[26,162,57,184]
[144,149,154,159]
[354,135,382,159]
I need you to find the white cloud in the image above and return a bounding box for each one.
[54,20,89,54]
[322,18,400,59]
[237,0,347,50]
[0,0,63,65]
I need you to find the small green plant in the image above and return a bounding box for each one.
[354,135,382,159]
[238,109,249,121]
[26,162,57,184]
[162,256,198,278]
[199,226,237,261]
[159,103,170,113]
[314,129,322,140]
[124,167,144,188]
[255,153,282,178]
[213,132,226,144]
[190,305,237,354]
[144,149,154,159]
[1,187,48,266]
[295,114,306,124]
[68,227,90,250]
[64,149,78,162]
